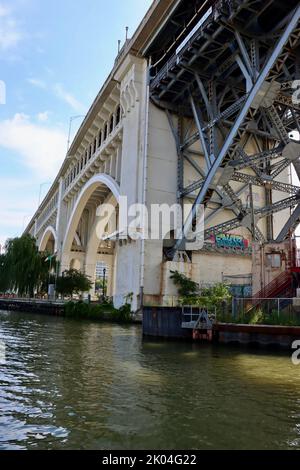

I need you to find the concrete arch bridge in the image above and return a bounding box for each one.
[25,0,300,310]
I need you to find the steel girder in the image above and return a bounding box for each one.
[276,204,300,242]
[149,0,300,255]
[204,194,300,240]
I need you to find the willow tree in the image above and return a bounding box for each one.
[4,235,53,297]
[0,253,9,292]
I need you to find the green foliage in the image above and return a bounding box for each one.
[64,300,131,323]
[0,254,9,292]
[218,306,300,327]
[170,271,198,297]
[170,270,232,312]
[95,278,107,296]
[56,269,92,298]
[199,283,232,312]
[248,309,264,325]
[124,292,134,304]
[244,308,300,327]
[0,235,57,297]
[115,303,132,322]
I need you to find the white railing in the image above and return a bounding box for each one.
[36,191,59,233]
[63,121,123,197]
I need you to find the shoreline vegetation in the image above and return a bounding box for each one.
[64,300,134,323]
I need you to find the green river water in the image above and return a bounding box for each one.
[0,309,300,450]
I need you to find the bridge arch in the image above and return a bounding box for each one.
[62,174,120,260]
[39,226,57,253]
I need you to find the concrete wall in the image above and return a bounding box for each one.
[142,102,178,303]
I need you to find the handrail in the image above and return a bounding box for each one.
[253,271,292,299]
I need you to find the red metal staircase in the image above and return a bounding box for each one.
[253,271,293,302]
[248,271,294,312]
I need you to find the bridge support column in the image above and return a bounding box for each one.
[113,56,148,310]
[84,261,97,299]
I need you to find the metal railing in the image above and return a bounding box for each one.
[228,297,300,326]
[182,306,216,329]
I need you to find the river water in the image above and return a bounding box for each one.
[0,310,300,450]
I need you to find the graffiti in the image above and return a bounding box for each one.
[210,233,249,250]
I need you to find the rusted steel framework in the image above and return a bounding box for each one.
[147,0,300,257]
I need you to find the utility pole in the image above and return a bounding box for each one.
[67,115,85,152]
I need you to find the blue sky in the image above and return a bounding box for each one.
[0,0,152,249]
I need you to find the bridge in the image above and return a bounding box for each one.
[25,0,300,310]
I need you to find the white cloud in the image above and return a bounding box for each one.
[27,78,47,89]
[54,83,86,113]
[0,112,67,243]
[0,177,41,246]
[37,111,50,122]
[0,4,23,50]
[0,5,9,17]
[0,113,67,178]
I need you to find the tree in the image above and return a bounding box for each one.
[200,283,232,311]
[56,269,92,298]
[0,254,9,293]
[0,235,57,297]
[4,235,49,296]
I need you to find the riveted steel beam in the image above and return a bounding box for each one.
[173,6,300,253]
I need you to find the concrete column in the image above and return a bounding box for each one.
[113,55,148,310]
[85,261,96,298]
[56,177,68,267]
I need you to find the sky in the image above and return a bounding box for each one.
[0,0,152,250]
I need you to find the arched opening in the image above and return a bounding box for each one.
[61,175,120,298]
[115,105,121,126]
[109,114,114,134]
[39,226,57,254]
[98,130,102,148]
[104,122,108,141]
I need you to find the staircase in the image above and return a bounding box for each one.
[251,271,294,309]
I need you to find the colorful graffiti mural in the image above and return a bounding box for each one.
[210,234,249,250]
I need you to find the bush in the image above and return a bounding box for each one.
[114,303,131,322]
[170,271,198,297]
[248,309,264,325]
[63,300,132,323]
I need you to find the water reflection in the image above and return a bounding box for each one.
[0,310,300,449]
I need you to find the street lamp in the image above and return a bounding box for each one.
[67,115,85,151]
[103,268,107,299]
[38,182,52,207]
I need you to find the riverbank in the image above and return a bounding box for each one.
[1,299,299,349]
[0,298,65,316]
[0,298,142,324]
[143,306,300,349]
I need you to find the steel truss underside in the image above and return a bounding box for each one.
[149,0,300,258]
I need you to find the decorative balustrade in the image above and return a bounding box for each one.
[36,191,59,234]
[63,113,123,197]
